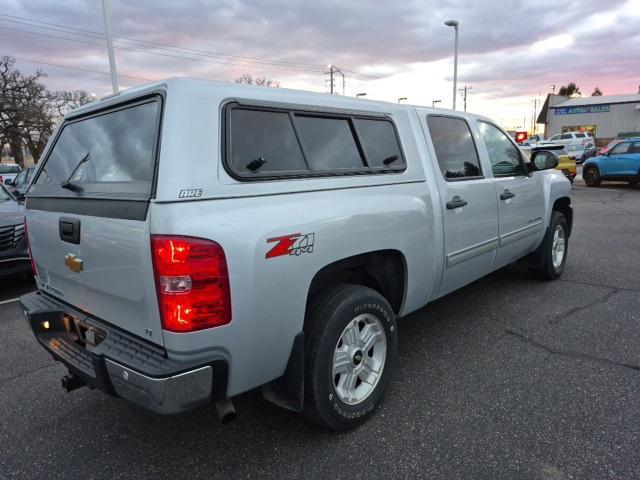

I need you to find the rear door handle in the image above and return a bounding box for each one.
[500,189,516,200]
[446,195,468,209]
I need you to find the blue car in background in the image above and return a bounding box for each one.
[583,137,640,187]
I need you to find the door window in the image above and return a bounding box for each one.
[630,142,640,154]
[426,116,482,180]
[609,142,630,155]
[560,134,572,140]
[477,122,525,176]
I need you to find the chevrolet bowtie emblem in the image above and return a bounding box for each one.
[64,254,83,273]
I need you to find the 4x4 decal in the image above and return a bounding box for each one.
[266,233,315,259]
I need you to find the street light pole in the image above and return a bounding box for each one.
[398,97,408,104]
[444,20,459,110]
[101,0,119,93]
[432,99,442,107]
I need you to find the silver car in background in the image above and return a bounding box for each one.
[0,183,29,278]
[565,143,596,164]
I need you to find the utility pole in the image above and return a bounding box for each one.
[458,85,471,112]
[550,84,556,94]
[101,0,118,93]
[532,97,538,135]
[326,65,345,95]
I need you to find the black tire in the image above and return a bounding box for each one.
[304,284,398,430]
[583,166,601,187]
[529,211,569,280]
[628,179,639,186]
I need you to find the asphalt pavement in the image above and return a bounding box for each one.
[1,179,639,480]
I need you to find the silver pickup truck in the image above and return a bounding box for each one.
[21,79,571,430]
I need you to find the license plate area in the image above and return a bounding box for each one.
[63,314,106,348]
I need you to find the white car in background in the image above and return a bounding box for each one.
[0,163,21,185]
[547,131,594,148]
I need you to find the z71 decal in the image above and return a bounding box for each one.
[266,233,315,259]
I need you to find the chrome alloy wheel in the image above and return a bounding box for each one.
[551,224,566,269]
[332,314,387,405]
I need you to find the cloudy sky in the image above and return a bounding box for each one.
[1,0,639,129]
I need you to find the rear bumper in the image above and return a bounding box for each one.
[20,291,228,415]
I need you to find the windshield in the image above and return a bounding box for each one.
[34,98,160,197]
[0,165,21,174]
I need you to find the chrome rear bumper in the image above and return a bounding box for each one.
[21,291,227,415]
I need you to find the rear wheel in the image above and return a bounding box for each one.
[583,166,601,187]
[304,284,398,430]
[529,211,569,280]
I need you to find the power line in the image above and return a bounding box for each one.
[0,13,325,70]
[0,12,384,80]
[0,25,329,74]
[10,56,153,81]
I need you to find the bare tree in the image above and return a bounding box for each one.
[591,86,603,96]
[235,73,280,88]
[0,56,92,166]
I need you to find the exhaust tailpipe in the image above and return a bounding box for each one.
[215,398,237,424]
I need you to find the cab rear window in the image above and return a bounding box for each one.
[33,97,161,198]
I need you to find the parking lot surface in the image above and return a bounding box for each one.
[1,181,639,480]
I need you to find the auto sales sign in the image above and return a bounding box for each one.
[554,104,610,115]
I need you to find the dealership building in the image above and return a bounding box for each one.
[537,93,640,145]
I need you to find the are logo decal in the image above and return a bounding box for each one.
[266,233,315,259]
[179,189,203,199]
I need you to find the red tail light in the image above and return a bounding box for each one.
[151,236,231,332]
[24,219,37,276]
[0,176,3,183]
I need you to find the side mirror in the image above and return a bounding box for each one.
[4,179,13,186]
[530,150,560,171]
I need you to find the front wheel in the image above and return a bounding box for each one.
[304,284,398,430]
[583,166,601,187]
[529,211,569,280]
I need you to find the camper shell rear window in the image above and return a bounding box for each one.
[223,102,406,180]
[31,95,162,199]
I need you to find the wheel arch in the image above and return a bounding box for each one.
[552,196,573,236]
[305,249,407,320]
[262,250,407,413]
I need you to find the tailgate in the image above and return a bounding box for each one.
[25,94,165,345]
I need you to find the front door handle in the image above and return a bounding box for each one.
[500,189,516,200]
[446,195,468,209]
